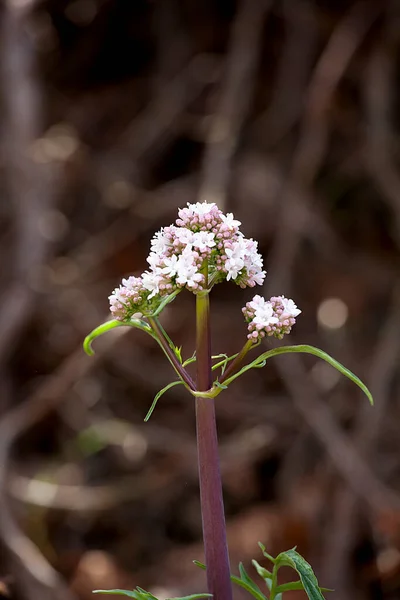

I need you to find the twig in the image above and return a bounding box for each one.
[265,0,381,294]
[198,0,272,210]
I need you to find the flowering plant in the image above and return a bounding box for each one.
[84,202,372,600]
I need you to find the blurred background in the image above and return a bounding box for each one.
[1,0,400,599]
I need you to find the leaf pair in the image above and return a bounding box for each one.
[195,544,332,600]
[93,588,211,600]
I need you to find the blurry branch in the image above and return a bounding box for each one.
[273,352,400,513]
[260,0,388,514]
[266,0,381,294]
[321,284,400,595]
[0,2,54,368]
[0,331,127,600]
[8,420,274,511]
[363,12,400,247]
[256,0,318,146]
[10,470,182,512]
[95,55,218,184]
[198,0,271,210]
[152,0,192,93]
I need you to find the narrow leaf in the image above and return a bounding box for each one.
[275,549,325,600]
[194,560,267,600]
[144,381,184,421]
[167,595,212,600]
[252,560,272,580]
[275,581,304,593]
[148,289,181,317]
[84,319,153,356]
[93,591,140,599]
[223,345,373,405]
[238,563,266,600]
[183,352,196,367]
[230,575,267,600]
[258,542,276,564]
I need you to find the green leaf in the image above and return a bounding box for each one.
[93,591,141,599]
[214,381,227,390]
[183,351,196,367]
[212,353,238,374]
[84,319,154,356]
[275,581,304,593]
[167,595,212,600]
[194,560,267,600]
[252,560,272,580]
[136,587,157,599]
[223,345,373,405]
[144,380,184,421]
[230,575,267,600]
[275,549,325,600]
[258,542,276,564]
[275,582,333,594]
[147,289,181,317]
[237,563,267,600]
[175,346,183,363]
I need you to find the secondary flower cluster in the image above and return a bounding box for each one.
[109,201,266,320]
[243,295,301,341]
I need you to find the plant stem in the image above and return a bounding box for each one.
[269,562,279,600]
[195,289,232,600]
[219,339,255,384]
[148,316,196,390]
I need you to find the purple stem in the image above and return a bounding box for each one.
[196,290,232,600]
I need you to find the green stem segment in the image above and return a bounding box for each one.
[148,317,195,391]
[195,290,232,600]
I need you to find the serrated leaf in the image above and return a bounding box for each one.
[275,549,325,600]
[144,380,184,421]
[93,591,141,598]
[84,319,153,356]
[252,560,272,580]
[223,345,373,405]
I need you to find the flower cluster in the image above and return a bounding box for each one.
[109,201,266,320]
[243,295,301,341]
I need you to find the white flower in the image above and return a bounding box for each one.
[142,271,161,298]
[250,269,266,285]
[147,252,163,272]
[174,227,194,246]
[253,303,279,327]
[150,229,170,254]
[161,254,180,277]
[192,231,216,252]
[248,295,266,311]
[281,298,301,318]
[221,212,241,228]
[189,201,216,216]
[225,239,246,280]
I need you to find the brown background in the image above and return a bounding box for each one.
[0,1,400,599]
